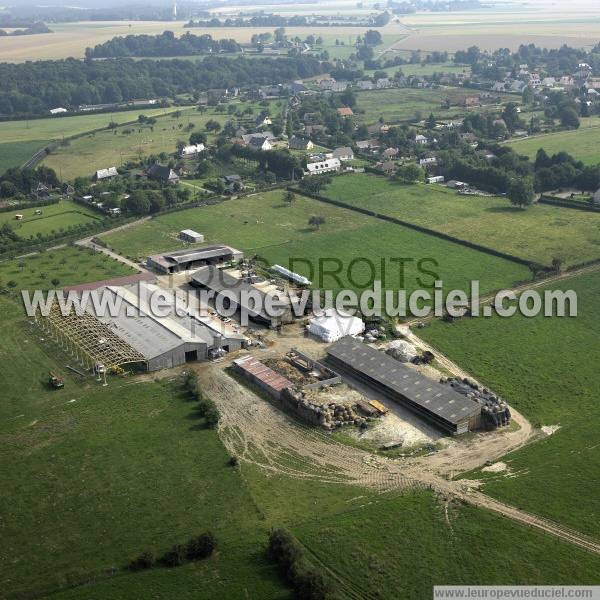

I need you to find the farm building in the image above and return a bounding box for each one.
[427,176,445,184]
[179,229,204,244]
[179,143,205,158]
[326,337,481,435]
[94,167,118,181]
[271,264,311,286]
[337,107,354,117]
[147,244,243,274]
[191,265,302,328]
[42,282,245,372]
[307,309,364,343]
[232,355,293,399]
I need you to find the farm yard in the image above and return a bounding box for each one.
[507,120,600,165]
[320,174,600,268]
[420,270,600,538]
[102,189,529,301]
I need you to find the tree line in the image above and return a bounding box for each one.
[85,31,241,59]
[0,55,326,117]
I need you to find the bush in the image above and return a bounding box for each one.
[198,397,219,428]
[128,551,155,571]
[160,544,186,568]
[186,531,216,561]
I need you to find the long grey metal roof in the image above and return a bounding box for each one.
[191,265,288,321]
[326,337,480,425]
[87,283,216,360]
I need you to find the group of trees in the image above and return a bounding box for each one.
[0,22,51,36]
[85,31,241,59]
[0,55,326,117]
[267,528,335,600]
[0,166,59,198]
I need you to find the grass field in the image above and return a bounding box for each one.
[0,139,49,174]
[0,246,134,291]
[0,107,177,145]
[420,270,600,538]
[3,242,600,597]
[0,200,101,239]
[507,121,600,165]
[41,102,282,180]
[320,173,600,267]
[102,190,529,301]
[354,87,514,125]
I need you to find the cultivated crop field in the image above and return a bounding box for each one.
[321,174,600,268]
[420,270,600,537]
[354,87,514,125]
[0,200,101,239]
[507,121,600,165]
[102,190,529,300]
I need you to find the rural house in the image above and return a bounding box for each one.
[147,164,179,185]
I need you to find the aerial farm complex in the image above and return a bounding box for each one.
[38,229,510,439]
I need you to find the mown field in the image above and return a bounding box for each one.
[41,102,282,180]
[355,87,515,125]
[420,269,600,538]
[102,190,529,300]
[507,121,600,165]
[321,173,600,268]
[0,200,101,239]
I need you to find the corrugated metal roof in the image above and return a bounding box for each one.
[327,337,480,425]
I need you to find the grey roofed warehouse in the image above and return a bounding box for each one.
[326,337,481,435]
[85,282,245,371]
[147,244,243,274]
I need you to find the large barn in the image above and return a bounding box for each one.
[326,337,481,435]
[147,245,243,274]
[44,281,246,372]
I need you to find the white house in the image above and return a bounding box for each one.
[305,158,341,175]
[415,134,429,145]
[180,143,206,157]
[307,308,364,343]
[419,157,437,167]
[427,175,445,184]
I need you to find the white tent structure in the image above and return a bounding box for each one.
[307,309,364,343]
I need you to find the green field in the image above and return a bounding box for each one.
[0,107,176,145]
[355,87,513,125]
[0,199,101,239]
[42,102,282,180]
[321,173,600,267]
[102,190,529,299]
[0,139,49,174]
[507,121,600,166]
[4,284,600,597]
[420,270,600,537]
[0,246,134,291]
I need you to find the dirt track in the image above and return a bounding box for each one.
[195,335,600,555]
